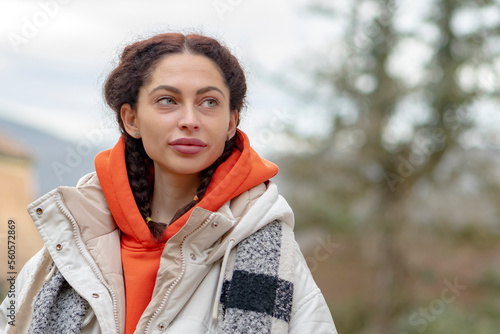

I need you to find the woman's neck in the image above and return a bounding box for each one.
[150,164,200,224]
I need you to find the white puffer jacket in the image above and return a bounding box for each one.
[0,173,336,333]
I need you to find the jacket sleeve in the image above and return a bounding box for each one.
[288,238,338,334]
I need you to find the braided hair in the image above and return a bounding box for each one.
[104,33,246,241]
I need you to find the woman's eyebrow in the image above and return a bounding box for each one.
[149,85,225,98]
[149,85,181,95]
[197,86,225,98]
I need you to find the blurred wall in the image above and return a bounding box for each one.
[0,134,43,298]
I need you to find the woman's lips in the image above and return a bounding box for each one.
[169,138,207,155]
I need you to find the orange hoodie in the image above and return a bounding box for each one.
[94,130,278,334]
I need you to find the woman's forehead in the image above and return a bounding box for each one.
[145,53,228,92]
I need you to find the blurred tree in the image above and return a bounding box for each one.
[276,0,500,332]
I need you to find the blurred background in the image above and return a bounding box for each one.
[1,0,500,333]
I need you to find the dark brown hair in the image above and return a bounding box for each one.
[103,33,246,241]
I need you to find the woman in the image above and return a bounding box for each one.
[0,33,336,333]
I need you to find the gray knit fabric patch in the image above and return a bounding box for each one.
[233,221,281,276]
[221,221,294,333]
[222,309,271,334]
[27,267,88,334]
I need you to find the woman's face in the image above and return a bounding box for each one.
[121,53,238,177]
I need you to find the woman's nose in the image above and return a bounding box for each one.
[178,105,200,130]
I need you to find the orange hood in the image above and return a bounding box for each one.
[94,130,279,246]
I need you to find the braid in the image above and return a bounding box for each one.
[124,136,167,241]
[170,134,242,223]
[125,134,242,242]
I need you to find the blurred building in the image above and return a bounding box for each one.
[0,134,43,296]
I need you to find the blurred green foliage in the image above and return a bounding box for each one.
[275,0,500,332]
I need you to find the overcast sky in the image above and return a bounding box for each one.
[2,0,499,156]
[0,0,339,154]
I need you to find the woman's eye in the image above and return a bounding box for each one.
[202,99,217,108]
[158,97,175,105]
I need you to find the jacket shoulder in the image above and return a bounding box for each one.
[76,171,100,188]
